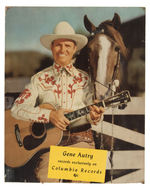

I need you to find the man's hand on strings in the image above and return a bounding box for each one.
[39,103,71,130]
[50,109,71,130]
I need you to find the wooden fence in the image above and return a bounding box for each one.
[92,97,145,183]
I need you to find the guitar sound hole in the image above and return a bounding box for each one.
[32,123,45,137]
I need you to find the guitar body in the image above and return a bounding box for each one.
[5,110,69,168]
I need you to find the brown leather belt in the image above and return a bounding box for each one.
[70,123,91,133]
[67,124,94,145]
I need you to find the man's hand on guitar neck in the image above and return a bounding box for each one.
[39,103,71,130]
[88,100,105,125]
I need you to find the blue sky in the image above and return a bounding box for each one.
[5,7,145,55]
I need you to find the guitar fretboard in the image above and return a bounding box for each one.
[64,90,130,121]
[64,101,104,121]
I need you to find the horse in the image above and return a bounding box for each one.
[75,13,128,100]
[75,13,129,151]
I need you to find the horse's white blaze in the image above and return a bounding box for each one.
[96,35,111,98]
[96,35,111,84]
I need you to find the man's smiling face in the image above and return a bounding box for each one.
[51,38,77,66]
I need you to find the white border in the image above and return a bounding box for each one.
[3,0,149,7]
[1,0,150,187]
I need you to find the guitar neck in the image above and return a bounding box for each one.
[45,90,131,129]
[64,93,129,121]
[64,101,104,121]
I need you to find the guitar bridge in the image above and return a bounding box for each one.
[15,124,23,147]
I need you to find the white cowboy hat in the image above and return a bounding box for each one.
[40,21,88,51]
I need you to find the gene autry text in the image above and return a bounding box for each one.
[62,150,93,160]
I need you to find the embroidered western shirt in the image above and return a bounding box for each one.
[11,62,94,124]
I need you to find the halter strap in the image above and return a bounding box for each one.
[111,48,120,83]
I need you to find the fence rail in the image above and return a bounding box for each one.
[106,150,144,170]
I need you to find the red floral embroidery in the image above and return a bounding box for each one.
[67,73,88,98]
[68,83,76,98]
[54,64,61,73]
[66,64,73,72]
[74,73,83,83]
[38,114,48,123]
[38,74,56,85]
[54,84,62,98]
[39,74,62,98]
[15,89,31,105]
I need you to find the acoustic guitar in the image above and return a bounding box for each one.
[5,90,131,168]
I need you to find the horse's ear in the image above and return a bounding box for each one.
[84,15,96,33]
[112,13,121,30]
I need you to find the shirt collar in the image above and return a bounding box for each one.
[53,62,78,77]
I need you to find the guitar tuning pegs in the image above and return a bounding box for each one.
[118,104,127,110]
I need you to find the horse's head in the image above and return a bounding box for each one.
[84,13,128,99]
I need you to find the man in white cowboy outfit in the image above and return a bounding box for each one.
[11,21,104,182]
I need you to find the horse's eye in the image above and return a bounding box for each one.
[115,46,120,52]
